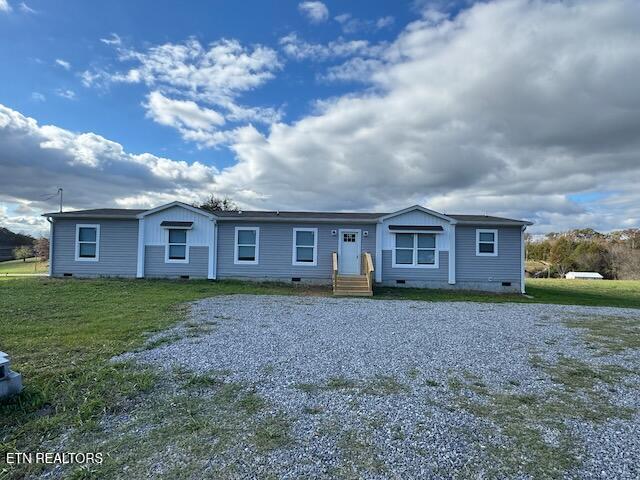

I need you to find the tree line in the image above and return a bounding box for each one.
[526,228,640,279]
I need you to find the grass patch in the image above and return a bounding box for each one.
[526,279,640,309]
[0,277,324,479]
[296,374,409,397]
[0,257,47,274]
[448,355,636,478]
[334,429,387,477]
[302,406,324,415]
[375,279,640,309]
[252,415,292,451]
[564,315,640,354]
[326,376,358,390]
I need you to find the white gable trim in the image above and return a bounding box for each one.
[379,205,456,224]
[136,201,217,219]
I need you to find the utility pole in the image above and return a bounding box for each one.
[58,188,63,213]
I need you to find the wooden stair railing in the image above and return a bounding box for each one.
[332,251,374,296]
[362,252,374,293]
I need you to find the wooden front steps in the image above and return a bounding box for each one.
[333,274,373,296]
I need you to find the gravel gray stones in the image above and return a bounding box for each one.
[119,295,640,479]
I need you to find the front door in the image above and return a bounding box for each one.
[339,230,361,275]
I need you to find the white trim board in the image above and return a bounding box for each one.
[137,201,216,219]
[136,218,145,278]
[380,205,456,223]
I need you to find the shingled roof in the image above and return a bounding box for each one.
[43,207,532,225]
[43,208,146,218]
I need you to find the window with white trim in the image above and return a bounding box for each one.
[393,233,437,267]
[235,227,259,264]
[293,228,317,266]
[476,229,498,256]
[166,228,188,262]
[75,224,99,261]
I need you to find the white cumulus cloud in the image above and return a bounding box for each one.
[55,58,71,70]
[82,38,283,143]
[298,1,329,23]
[212,0,640,233]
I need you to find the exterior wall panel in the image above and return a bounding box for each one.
[216,222,377,281]
[144,246,209,278]
[381,210,451,251]
[52,219,138,277]
[143,205,213,246]
[455,225,522,284]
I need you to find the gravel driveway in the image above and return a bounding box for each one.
[117,295,640,479]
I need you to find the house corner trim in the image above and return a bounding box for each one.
[136,218,145,278]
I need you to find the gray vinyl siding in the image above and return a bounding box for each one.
[381,251,449,282]
[216,222,377,280]
[52,218,138,277]
[144,246,209,278]
[455,225,522,283]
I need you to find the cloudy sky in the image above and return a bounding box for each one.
[1,0,639,236]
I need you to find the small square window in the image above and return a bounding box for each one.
[417,249,435,264]
[79,243,96,258]
[169,244,186,259]
[396,233,414,248]
[479,243,494,253]
[479,232,494,242]
[169,229,187,244]
[237,245,256,261]
[396,249,413,264]
[476,229,498,256]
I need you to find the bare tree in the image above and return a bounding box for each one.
[13,245,33,262]
[610,245,640,280]
[197,195,239,213]
[34,237,50,260]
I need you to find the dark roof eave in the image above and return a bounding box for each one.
[216,216,382,223]
[43,213,141,219]
[454,219,534,226]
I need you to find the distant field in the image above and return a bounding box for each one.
[376,278,640,309]
[0,257,48,274]
[525,278,640,309]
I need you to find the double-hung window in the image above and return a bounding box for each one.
[75,224,99,261]
[235,227,259,264]
[166,229,188,262]
[292,228,317,266]
[393,233,437,267]
[476,229,498,256]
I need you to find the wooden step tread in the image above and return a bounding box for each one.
[333,291,373,296]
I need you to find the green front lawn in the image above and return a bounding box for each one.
[1,277,638,478]
[376,279,640,309]
[0,257,48,274]
[526,279,640,309]
[0,278,325,478]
